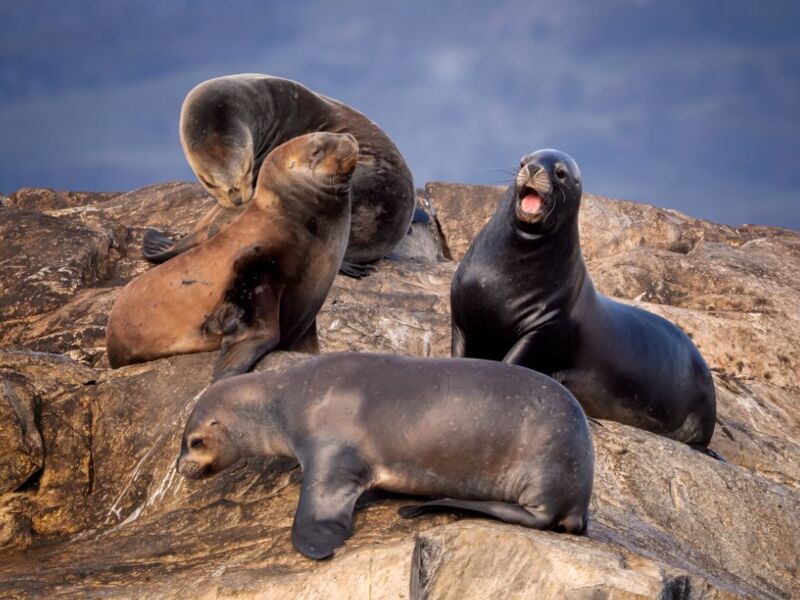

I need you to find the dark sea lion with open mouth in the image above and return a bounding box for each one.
[142,74,417,278]
[450,149,718,454]
[176,353,594,559]
[106,132,358,381]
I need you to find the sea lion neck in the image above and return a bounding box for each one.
[499,185,581,256]
[490,187,588,305]
[258,170,351,221]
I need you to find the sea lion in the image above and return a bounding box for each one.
[106,132,358,381]
[143,74,417,278]
[176,352,595,560]
[450,149,718,453]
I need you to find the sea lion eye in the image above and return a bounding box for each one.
[555,165,568,180]
[190,438,204,449]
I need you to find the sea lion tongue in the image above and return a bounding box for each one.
[521,192,542,214]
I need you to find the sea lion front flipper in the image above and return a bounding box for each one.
[291,447,373,560]
[141,229,178,262]
[451,322,466,357]
[398,498,551,529]
[339,260,376,279]
[213,335,280,381]
[208,246,286,381]
[141,227,210,263]
[289,320,320,354]
[501,332,545,365]
[690,444,727,462]
[412,206,430,224]
[141,204,225,263]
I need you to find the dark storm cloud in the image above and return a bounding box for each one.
[1,0,798,229]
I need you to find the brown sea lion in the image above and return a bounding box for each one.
[107,132,358,381]
[450,148,718,455]
[143,74,417,278]
[176,352,595,559]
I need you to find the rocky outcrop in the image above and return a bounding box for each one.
[0,182,798,598]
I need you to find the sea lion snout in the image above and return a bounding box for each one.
[336,135,360,173]
[228,191,244,207]
[175,454,209,479]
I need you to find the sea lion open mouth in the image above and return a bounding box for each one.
[515,166,552,223]
[518,185,543,215]
[516,182,550,224]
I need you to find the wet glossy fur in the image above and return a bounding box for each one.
[451,149,717,446]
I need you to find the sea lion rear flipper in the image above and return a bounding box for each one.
[339,261,376,279]
[291,447,372,560]
[208,245,286,381]
[398,498,551,529]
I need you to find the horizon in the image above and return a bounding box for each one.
[1,1,798,230]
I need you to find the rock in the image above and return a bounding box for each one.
[44,181,214,233]
[591,421,799,599]
[0,209,117,320]
[0,370,43,494]
[424,182,502,260]
[0,180,798,598]
[320,261,454,357]
[0,350,97,551]
[0,288,119,366]
[6,188,120,212]
[412,523,738,599]
[0,349,794,597]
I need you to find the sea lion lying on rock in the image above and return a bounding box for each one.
[176,352,595,559]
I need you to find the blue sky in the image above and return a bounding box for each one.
[1,1,798,229]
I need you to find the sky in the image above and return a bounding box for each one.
[1,1,798,229]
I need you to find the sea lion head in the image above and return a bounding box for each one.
[513,149,582,231]
[187,129,253,208]
[176,390,242,480]
[253,132,359,209]
[179,78,258,209]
